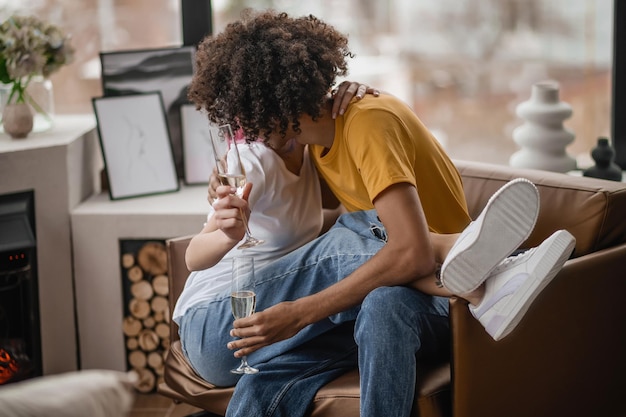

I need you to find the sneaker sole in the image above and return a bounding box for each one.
[441,178,540,294]
[491,230,576,341]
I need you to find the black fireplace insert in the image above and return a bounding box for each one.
[0,190,40,384]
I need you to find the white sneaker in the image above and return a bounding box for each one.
[441,178,540,294]
[471,229,576,341]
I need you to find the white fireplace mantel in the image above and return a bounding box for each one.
[71,186,207,371]
[0,115,101,375]
[2,115,211,375]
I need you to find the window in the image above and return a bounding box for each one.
[2,0,182,114]
[214,0,612,167]
[6,0,614,167]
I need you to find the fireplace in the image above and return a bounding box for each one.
[0,190,40,384]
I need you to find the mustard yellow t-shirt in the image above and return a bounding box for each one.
[311,94,470,234]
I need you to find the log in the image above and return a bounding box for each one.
[142,317,155,329]
[126,337,138,350]
[155,322,170,340]
[133,368,156,393]
[153,311,165,323]
[138,329,159,352]
[129,299,151,319]
[127,265,144,282]
[128,350,147,369]
[153,364,165,377]
[150,296,169,314]
[152,274,169,296]
[137,242,168,275]
[131,280,154,300]
[147,351,163,370]
[122,317,143,337]
[121,253,135,269]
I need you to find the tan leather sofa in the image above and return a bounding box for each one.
[159,159,626,417]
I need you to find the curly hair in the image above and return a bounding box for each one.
[188,9,352,142]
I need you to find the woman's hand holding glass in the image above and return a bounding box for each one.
[209,124,264,249]
[211,182,254,245]
[228,300,306,359]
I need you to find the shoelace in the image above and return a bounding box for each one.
[492,247,537,274]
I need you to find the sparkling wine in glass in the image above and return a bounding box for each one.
[210,124,264,249]
[230,256,259,374]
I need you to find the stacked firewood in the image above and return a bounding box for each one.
[121,241,170,393]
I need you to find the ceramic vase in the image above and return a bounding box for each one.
[509,80,577,172]
[2,103,34,139]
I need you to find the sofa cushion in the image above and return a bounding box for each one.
[455,160,626,257]
[161,340,452,417]
[0,370,135,417]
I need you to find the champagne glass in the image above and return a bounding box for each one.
[210,124,264,249]
[230,256,259,374]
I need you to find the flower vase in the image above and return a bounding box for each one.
[25,76,54,132]
[2,103,33,139]
[509,80,577,172]
[0,76,54,136]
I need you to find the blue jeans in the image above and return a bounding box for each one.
[179,210,450,417]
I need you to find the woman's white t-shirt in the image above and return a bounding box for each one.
[173,142,323,323]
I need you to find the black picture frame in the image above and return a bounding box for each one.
[99,46,196,178]
[92,92,180,200]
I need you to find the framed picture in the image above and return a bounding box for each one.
[92,92,179,200]
[179,104,216,184]
[99,46,196,179]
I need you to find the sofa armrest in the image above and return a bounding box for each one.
[449,243,626,417]
[455,159,626,257]
[166,235,194,342]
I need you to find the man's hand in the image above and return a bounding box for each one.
[331,81,380,119]
[227,301,306,358]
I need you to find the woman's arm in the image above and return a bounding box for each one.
[185,183,252,271]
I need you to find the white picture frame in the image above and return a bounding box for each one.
[92,92,180,200]
[179,104,217,184]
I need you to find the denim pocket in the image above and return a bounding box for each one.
[369,223,388,242]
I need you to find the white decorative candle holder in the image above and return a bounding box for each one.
[509,80,577,172]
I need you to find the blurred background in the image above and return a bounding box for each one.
[1,0,614,166]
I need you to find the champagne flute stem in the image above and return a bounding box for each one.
[238,207,254,238]
[236,204,264,249]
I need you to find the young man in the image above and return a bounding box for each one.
[185,10,575,417]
